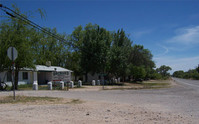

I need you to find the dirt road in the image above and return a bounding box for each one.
[0,79,199,123]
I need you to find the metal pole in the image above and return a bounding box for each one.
[103,80,104,90]
[102,74,104,90]
[12,47,15,100]
[67,82,69,91]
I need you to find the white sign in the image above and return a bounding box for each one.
[7,47,18,61]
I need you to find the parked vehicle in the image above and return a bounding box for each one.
[0,72,8,91]
[0,82,7,91]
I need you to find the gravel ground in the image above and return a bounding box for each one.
[0,99,195,124]
[0,79,199,124]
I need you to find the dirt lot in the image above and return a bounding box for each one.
[0,80,198,124]
[0,98,194,124]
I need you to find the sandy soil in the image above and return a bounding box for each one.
[0,97,196,124]
[0,80,197,124]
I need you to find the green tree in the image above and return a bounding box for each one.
[151,73,162,80]
[128,44,155,79]
[0,6,35,89]
[196,64,199,73]
[187,69,199,80]
[129,64,146,81]
[80,24,102,81]
[173,70,185,78]
[174,65,199,80]
[69,23,112,82]
[109,29,132,80]
[67,25,83,80]
[156,65,172,79]
[31,28,68,66]
[65,51,82,81]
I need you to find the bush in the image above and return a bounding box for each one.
[151,73,162,80]
[130,66,146,80]
[192,73,199,80]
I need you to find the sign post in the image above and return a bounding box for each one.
[7,47,18,100]
[101,73,105,90]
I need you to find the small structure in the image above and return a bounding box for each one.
[0,65,73,86]
[36,65,73,85]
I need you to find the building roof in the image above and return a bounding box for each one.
[21,65,73,72]
[36,65,73,72]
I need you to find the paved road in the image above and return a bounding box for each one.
[172,77,199,90]
[1,78,199,118]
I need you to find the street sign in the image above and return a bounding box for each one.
[7,47,18,100]
[7,47,18,61]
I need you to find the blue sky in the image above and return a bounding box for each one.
[1,0,199,73]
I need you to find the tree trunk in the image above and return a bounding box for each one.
[85,72,88,83]
[123,76,125,82]
[128,75,131,82]
[75,75,77,81]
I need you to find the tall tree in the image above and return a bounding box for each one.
[67,25,83,80]
[129,64,146,80]
[0,6,35,89]
[109,29,132,80]
[196,64,199,73]
[173,70,185,78]
[69,23,112,82]
[31,28,68,66]
[128,44,155,79]
[156,65,172,78]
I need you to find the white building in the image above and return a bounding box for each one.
[0,65,73,86]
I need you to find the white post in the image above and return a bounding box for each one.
[115,79,118,83]
[92,80,96,86]
[60,81,64,90]
[48,81,52,90]
[97,80,100,85]
[118,78,120,83]
[70,81,74,88]
[33,82,38,90]
[33,72,38,90]
[78,80,82,87]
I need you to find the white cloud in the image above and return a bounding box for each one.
[154,56,199,73]
[155,45,169,57]
[167,25,199,44]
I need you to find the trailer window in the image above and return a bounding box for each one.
[23,72,28,80]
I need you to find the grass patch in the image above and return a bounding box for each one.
[104,80,171,90]
[73,86,85,88]
[0,96,83,105]
[18,84,33,90]
[18,84,48,90]
[38,85,48,90]
[68,99,83,104]
[137,80,171,89]
[0,95,61,104]
[2,84,33,91]
[142,82,170,89]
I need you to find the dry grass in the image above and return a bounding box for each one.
[0,95,83,105]
[104,80,171,90]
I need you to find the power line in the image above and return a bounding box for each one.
[0,4,67,42]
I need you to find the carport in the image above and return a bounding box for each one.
[38,71,53,85]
